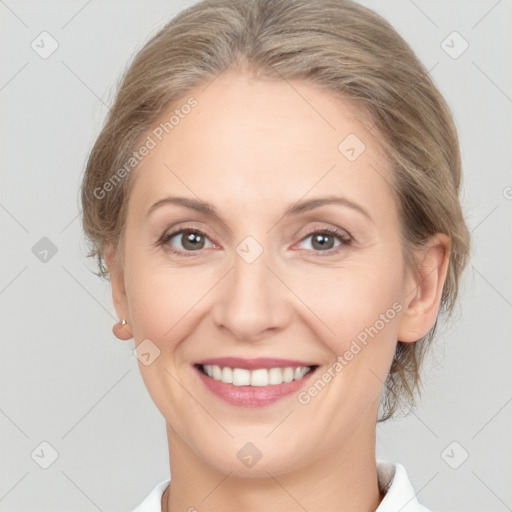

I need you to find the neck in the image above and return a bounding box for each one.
[162,421,383,512]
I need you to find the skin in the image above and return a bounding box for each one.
[107,70,450,512]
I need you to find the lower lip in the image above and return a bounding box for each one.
[194,365,317,408]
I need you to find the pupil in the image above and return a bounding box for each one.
[183,232,204,250]
[313,234,333,250]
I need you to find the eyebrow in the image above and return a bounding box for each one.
[147,195,373,224]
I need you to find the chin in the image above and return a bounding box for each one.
[192,436,312,479]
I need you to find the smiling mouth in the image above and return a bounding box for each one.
[195,363,319,387]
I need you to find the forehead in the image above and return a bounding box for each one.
[128,72,395,221]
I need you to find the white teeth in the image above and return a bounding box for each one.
[212,365,222,380]
[268,368,283,385]
[233,368,251,386]
[201,365,312,386]
[283,367,294,383]
[221,366,233,383]
[250,369,268,386]
[294,367,304,380]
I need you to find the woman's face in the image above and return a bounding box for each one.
[111,72,422,476]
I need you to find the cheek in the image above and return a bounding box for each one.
[291,258,405,354]
[127,273,190,342]
[124,253,220,348]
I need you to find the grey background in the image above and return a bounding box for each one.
[1,0,511,511]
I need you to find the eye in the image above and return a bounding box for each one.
[158,225,352,257]
[159,226,215,256]
[297,227,352,254]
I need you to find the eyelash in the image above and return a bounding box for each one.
[157,224,353,257]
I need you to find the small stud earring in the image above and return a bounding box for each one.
[113,318,132,341]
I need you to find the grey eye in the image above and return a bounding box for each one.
[168,231,213,251]
[299,232,343,251]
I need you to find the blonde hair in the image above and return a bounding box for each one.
[80,0,470,421]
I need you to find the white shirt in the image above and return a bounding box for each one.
[131,460,431,512]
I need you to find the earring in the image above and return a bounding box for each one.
[113,318,133,341]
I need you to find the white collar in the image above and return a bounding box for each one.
[132,460,431,511]
[375,460,431,511]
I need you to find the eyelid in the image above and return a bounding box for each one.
[298,225,352,242]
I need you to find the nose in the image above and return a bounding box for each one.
[211,244,291,343]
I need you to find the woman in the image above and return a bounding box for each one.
[80,0,470,510]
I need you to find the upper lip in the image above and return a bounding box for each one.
[195,357,317,370]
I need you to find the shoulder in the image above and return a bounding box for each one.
[131,479,170,512]
[376,460,431,512]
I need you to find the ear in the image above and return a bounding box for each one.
[397,233,451,343]
[105,243,132,340]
